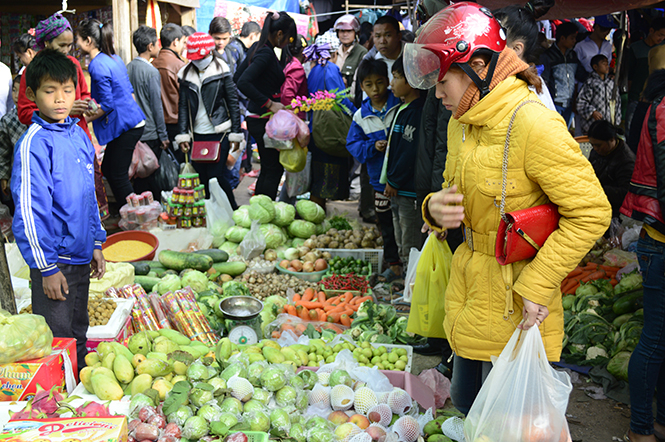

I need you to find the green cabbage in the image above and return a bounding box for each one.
[288,220,317,239]
[156,274,181,295]
[273,202,296,227]
[222,280,250,297]
[219,241,239,256]
[259,223,287,249]
[232,205,252,228]
[181,270,208,293]
[607,351,631,381]
[225,226,250,243]
[295,200,326,223]
[249,195,275,224]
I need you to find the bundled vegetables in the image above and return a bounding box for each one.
[0,309,53,364]
[281,289,370,327]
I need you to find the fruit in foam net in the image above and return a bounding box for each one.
[330,384,355,411]
[393,415,421,442]
[309,383,331,408]
[388,387,412,415]
[353,387,378,415]
[228,375,254,402]
[366,423,388,441]
[317,371,331,386]
[367,404,392,427]
[334,423,363,442]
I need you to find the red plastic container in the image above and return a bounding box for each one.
[102,230,159,262]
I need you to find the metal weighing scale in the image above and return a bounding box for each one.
[219,296,264,345]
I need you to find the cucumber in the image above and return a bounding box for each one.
[612,313,633,327]
[194,249,229,263]
[130,261,151,276]
[158,250,213,272]
[211,261,247,277]
[134,275,162,292]
[613,291,644,315]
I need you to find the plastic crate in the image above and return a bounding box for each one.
[319,248,384,274]
[229,432,269,442]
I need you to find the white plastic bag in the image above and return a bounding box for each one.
[206,178,235,246]
[403,236,428,303]
[464,325,572,442]
[284,150,312,198]
[239,221,266,261]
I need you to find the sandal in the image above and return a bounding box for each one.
[377,268,402,283]
[624,430,665,442]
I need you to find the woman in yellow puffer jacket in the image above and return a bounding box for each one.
[404,3,611,414]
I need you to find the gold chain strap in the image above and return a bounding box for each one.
[499,100,548,224]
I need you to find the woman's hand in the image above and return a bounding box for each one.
[180,142,190,153]
[518,297,549,330]
[70,99,90,116]
[421,223,448,241]
[427,185,465,229]
[269,101,285,113]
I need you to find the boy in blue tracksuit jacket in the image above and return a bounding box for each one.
[11,50,106,368]
[383,56,425,262]
[346,58,402,279]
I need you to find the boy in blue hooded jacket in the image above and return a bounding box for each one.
[11,50,106,368]
[346,58,402,279]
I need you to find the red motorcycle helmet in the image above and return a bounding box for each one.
[334,14,361,33]
[404,2,506,94]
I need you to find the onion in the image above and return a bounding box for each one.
[297,246,311,258]
[303,239,316,249]
[314,259,328,272]
[264,249,278,261]
[279,259,290,269]
[284,248,299,261]
[303,261,315,273]
[303,252,317,263]
[290,260,303,272]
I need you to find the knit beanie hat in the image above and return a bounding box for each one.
[186,32,215,60]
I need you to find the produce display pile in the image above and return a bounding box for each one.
[561,267,644,382]
[281,289,371,327]
[20,294,119,327]
[40,329,440,442]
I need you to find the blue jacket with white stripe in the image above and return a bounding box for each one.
[346,92,401,193]
[11,113,106,277]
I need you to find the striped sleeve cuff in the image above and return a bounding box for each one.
[94,241,103,250]
[40,264,60,277]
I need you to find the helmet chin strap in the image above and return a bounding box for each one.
[458,51,500,100]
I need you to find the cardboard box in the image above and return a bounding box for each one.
[0,338,78,402]
[0,416,127,441]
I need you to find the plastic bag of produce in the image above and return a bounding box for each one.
[0,310,53,364]
[240,221,267,261]
[89,262,135,297]
[284,151,311,198]
[265,110,299,141]
[464,326,572,442]
[129,141,160,179]
[279,139,308,173]
[206,178,235,247]
[406,236,451,338]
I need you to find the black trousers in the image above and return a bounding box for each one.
[192,133,238,210]
[166,123,185,164]
[247,117,283,200]
[31,263,91,371]
[101,126,144,204]
[375,191,400,266]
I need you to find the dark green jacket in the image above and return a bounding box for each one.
[338,43,368,89]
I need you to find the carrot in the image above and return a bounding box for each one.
[297,301,325,310]
[584,262,599,269]
[293,293,301,302]
[271,331,281,338]
[560,279,577,294]
[599,265,621,272]
[285,304,298,316]
[326,303,349,314]
[567,267,584,278]
[281,324,296,333]
[324,323,344,333]
[610,279,618,286]
[566,282,580,295]
[299,306,310,321]
[309,309,319,320]
[338,292,352,303]
[295,323,307,335]
[352,296,372,305]
[317,291,327,303]
[317,308,327,322]
[581,270,606,283]
[327,295,341,305]
[302,288,315,302]
[328,312,343,323]
[340,314,352,327]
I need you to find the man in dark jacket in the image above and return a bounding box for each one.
[540,21,587,128]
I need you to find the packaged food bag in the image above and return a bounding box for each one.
[464,325,572,442]
[279,139,308,173]
[0,309,54,364]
